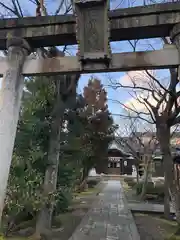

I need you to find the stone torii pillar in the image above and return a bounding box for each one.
[0,37,30,221]
[170,23,180,80]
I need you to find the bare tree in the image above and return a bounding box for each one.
[116,114,157,195]
[109,62,180,220]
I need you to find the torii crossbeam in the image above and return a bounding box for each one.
[0,47,178,76]
[0,2,179,49]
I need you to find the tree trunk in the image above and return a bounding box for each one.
[171,190,180,226]
[0,38,30,223]
[35,76,78,237]
[140,159,150,200]
[35,103,62,238]
[78,167,89,192]
[35,85,65,237]
[157,124,172,220]
[164,170,170,219]
[82,166,90,183]
[95,157,108,174]
[135,165,139,184]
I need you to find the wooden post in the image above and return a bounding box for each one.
[0,37,30,221]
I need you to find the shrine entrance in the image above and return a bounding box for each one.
[108,153,122,175]
[0,0,180,219]
[108,149,133,175]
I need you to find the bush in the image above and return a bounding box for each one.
[136,183,143,195]
[166,235,180,240]
[124,177,136,187]
[135,182,164,197]
[87,179,99,188]
[54,189,72,214]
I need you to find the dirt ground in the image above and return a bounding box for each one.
[51,186,102,240]
[51,182,105,240]
[122,177,179,240]
[4,181,104,240]
[134,213,178,240]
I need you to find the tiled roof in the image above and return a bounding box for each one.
[108,139,130,155]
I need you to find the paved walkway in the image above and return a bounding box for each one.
[69,180,140,240]
[129,202,175,214]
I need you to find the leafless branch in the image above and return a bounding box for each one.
[145,70,168,94]
[109,98,154,124]
[0,2,18,16]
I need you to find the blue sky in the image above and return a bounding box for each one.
[0,0,171,132]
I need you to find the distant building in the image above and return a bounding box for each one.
[108,140,134,175]
[115,132,180,177]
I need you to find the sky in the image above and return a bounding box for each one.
[0,0,173,134]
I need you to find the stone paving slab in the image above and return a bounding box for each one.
[129,202,175,214]
[68,180,140,240]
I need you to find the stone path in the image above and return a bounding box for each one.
[69,180,140,240]
[129,202,175,214]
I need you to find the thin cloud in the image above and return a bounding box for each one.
[119,70,155,88]
[120,70,168,114]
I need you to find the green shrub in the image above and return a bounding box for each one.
[54,163,77,214]
[54,189,72,214]
[166,235,180,240]
[136,183,143,195]
[124,177,136,187]
[135,182,164,197]
[87,179,99,188]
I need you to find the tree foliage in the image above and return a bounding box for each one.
[1,76,115,235]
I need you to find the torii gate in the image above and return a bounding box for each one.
[0,0,180,218]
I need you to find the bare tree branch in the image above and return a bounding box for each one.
[0,2,18,16]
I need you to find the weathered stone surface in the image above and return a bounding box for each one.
[129,202,175,213]
[0,37,30,221]
[68,180,140,240]
[74,0,111,65]
[0,2,179,49]
[170,23,180,79]
[0,48,178,76]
